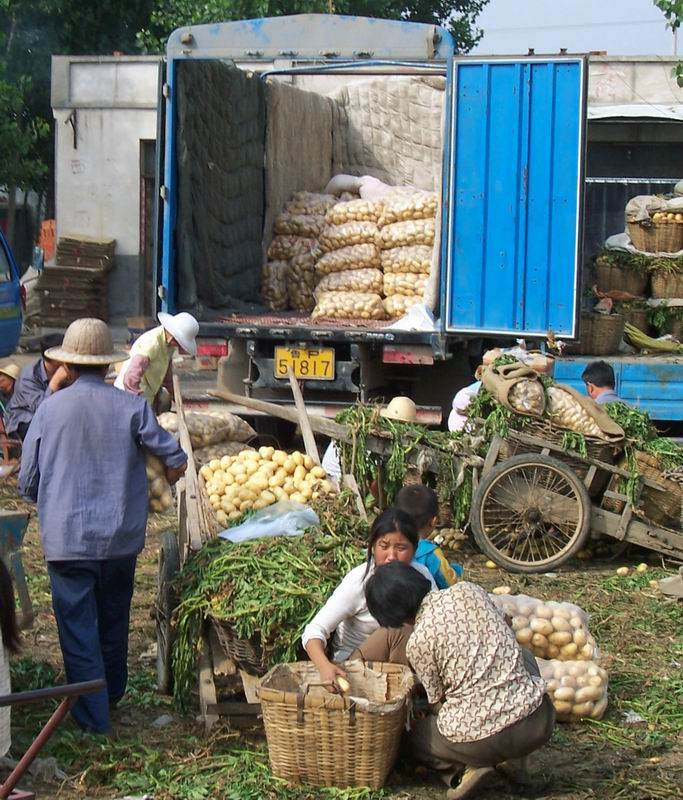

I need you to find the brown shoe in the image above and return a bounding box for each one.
[446,766,496,799]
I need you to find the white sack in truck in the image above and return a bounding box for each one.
[261,260,289,310]
[315,243,381,275]
[312,291,387,320]
[319,221,380,252]
[316,268,383,296]
[325,199,384,225]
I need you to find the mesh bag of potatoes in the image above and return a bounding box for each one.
[316,268,383,295]
[288,251,318,313]
[194,442,255,466]
[537,658,608,722]
[319,221,379,253]
[378,219,435,249]
[158,410,256,449]
[312,291,387,320]
[200,447,336,528]
[325,198,384,226]
[491,593,599,662]
[383,272,428,298]
[145,453,173,513]
[273,213,324,239]
[284,191,337,216]
[261,260,290,310]
[315,243,381,275]
[379,190,438,225]
[381,245,434,275]
[267,235,316,262]
[383,294,424,318]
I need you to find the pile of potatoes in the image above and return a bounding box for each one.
[324,198,384,225]
[316,268,383,295]
[200,447,335,528]
[315,243,381,275]
[383,272,427,298]
[383,294,423,319]
[537,658,609,722]
[547,386,602,437]
[312,291,387,320]
[379,190,438,225]
[491,594,599,662]
[261,260,290,310]
[319,221,380,253]
[378,219,435,249]
[194,442,254,467]
[288,251,318,313]
[158,410,255,449]
[146,453,174,513]
[284,191,337,217]
[381,245,433,275]
[273,213,324,239]
[267,235,316,262]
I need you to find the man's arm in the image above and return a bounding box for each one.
[137,400,187,469]
[18,411,43,502]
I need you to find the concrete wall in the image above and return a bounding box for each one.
[52,56,161,319]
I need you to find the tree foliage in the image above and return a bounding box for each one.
[654,0,683,86]
[137,0,489,54]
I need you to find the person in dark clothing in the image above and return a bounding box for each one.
[5,333,69,440]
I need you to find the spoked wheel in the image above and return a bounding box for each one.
[470,453,592,573]
[156,530,180,694]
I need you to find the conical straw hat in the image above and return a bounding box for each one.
[44,318,128,365]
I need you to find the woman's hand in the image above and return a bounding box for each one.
[319,662,348,694]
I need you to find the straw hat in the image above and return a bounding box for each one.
[44,318,128,365]
[158,311,199,356]
[0,363,20,381]
[380,396,422,424]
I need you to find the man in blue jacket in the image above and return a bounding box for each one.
[19,318,188,734]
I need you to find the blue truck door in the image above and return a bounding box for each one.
[445,58,587,338]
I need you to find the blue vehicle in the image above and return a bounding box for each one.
[0,229,22,358]
[156,14,590,417]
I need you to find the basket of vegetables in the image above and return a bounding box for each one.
[628,212,683,254]
[650,265,683,299]
[565,312,625,356]
[258,660,415,789]
[594,251,649,296]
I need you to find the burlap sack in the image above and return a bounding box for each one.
[549,384,624,443]
[481,362,546,418]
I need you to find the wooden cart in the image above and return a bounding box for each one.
[469,428,683,574]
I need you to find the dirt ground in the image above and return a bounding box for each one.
[3,476,682,800]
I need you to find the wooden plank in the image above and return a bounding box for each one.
[591,506,683,560]
[341,474,368,521]
[198,634,219,732]
[482,435,501,476]
[206,702,262,716]
[584,464,597,491]
[173,375,204,552]
[614,503,633,542]
[287,368,320,465]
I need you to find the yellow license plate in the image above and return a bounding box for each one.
[275,347,335,381]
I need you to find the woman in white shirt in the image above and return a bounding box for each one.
[302,507,435,691]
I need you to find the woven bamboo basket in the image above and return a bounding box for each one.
[650,269,683,299]
[628,220,683,254]
[663,316,683,342]
[621,306,650,334]
[601,451,682,526]
[595,261,649,296]
[565,313,625,356]
[210,618,270,676]
[498,417,623,495]
[259,660,415,789]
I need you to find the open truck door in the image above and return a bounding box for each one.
[445,57,588,339]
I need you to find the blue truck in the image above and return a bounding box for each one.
[156,14,681,422]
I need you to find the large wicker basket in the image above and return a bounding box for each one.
[565,313,625,356]
[259,660,414,789]
[621,306,650,334]
[210,618,270,676]
[595,261,649,296]
[650,269,683,299]
[628,220,683,254]
[601,450,682,526]
[498,417,623,495]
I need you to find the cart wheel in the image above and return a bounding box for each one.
[156,530,180,694]
[470,453,591,574]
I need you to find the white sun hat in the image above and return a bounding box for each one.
[158,311,199,356]
[379,396,423,424]
[44,318,128,365]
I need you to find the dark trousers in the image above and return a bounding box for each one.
[47,556,137,734]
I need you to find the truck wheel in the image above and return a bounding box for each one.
[156,530,180,694]
[470,453,591,574]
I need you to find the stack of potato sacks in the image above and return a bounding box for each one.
[262,192,353,313]
[378,190,438,319]
[313,198,386,319]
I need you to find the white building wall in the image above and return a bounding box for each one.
[52,56,161,318]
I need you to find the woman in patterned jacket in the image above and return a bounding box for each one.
[364,562,555,800]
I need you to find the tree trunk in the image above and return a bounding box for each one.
[6,186,16,248]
